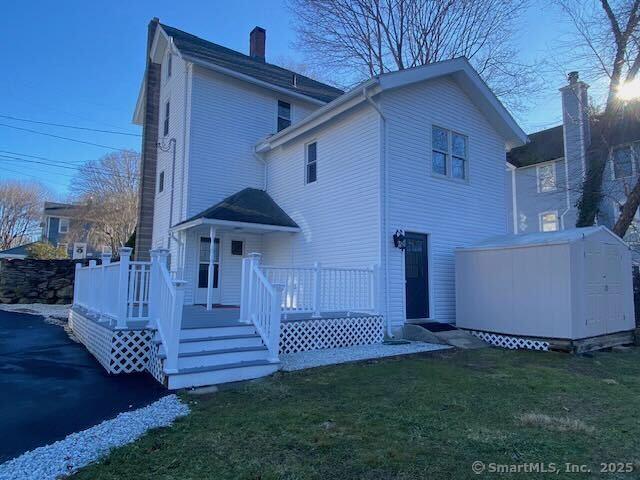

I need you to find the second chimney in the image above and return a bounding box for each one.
[250,27,266,62]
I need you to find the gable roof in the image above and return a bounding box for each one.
[175,188,299,230]
[0,242,36,258]
[257,57,527,153]
[159,23,344,104]
[43,201,83,217]
[508,107,640,168]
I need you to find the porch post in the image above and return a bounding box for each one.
[149,249,169,327]
[100,252,112,318]
[206,225,217,311]
[312,261,322,318]
[245,252,262,324]
[73,262,81,306]
[116,247,132,329]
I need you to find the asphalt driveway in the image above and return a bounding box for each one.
[0,309,165,463]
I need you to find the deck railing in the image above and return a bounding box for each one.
[261,261,378,317]
[73,247,152,328]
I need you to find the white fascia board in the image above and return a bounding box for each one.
[182,54,327,107]
[171,218,300,233]
[256,80,380,153]
[379,58,528,149]
[150,27,170,64]
[132,79,146,125]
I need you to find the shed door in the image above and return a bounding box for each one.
[404,232,429,319]
[585,242,624,334]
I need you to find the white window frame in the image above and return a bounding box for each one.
[536,161,557,193]
[305,141,317,185]
[158,171,165,194]
[610,143,638,180]
[539,210,559,232]
[163,100,170,137]
[58,217,70,234]
[431,125,469,182]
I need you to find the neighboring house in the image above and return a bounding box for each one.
[507,72,640,250]
[42,202,103,258]
[70,19,525,389]
[0,242,36,259]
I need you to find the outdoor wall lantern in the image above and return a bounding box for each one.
[393,229,406,250]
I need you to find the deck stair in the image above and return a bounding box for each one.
[155,320,279,390]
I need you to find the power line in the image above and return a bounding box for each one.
[0,123,134,152]
[0,114,141,137]
[0,154,141,180]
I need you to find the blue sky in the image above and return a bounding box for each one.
[0,0,580,197]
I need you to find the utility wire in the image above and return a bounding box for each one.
[0,114,141,137]
[0,123,133,152]
[0,154,141,180]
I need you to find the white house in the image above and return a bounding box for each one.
[70,19,526,389]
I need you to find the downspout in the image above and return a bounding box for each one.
[167,138,177,251]
[179,59,190,227]
[170,231,184,278]
[364,81,393,338]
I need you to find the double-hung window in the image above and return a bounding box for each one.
[536,163,557,192]
[539,211,559,232]
[158,171,165,193]
[432,126,468,180]
[612,145,634,179]
[59,218,69,234]
[163,101,170,137]
[277,100,291,132]
[305,142,317,184]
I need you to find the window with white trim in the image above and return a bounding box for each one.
[59,218,69,234]
[536,163,557,192]
[277,100,291,132]
[163,101,170,137]
[432,126,467,180]
[305,141,317,184]
[612,145,634,179]
[539,211,559,232]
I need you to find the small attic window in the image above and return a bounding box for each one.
[278,101,291,132]
[167,53,172,78]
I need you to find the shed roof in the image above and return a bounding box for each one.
[458,226,625,251]
[0,242,36,258]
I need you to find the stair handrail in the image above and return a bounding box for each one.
[241,253,283,362]
[150,249,186,374]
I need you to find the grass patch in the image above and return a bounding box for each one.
[73,347,640,479]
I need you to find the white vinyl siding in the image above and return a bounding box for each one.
[263,103,380,269]
[382,76,508,328]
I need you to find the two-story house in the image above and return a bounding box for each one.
[42,201,104,258]
[70,19,525,389]
[507,72,640,248]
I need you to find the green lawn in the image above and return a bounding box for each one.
[74,347,640,479]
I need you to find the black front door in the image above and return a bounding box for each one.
[404,232,429,319]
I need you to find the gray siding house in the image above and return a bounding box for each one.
[42,202,104,258]
[507,72,640,252]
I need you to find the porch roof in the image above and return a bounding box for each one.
[172,188,300,233]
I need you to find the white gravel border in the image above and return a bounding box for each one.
[280,341,451,371]
[0,394,189,480]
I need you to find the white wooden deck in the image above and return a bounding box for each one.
[182,305,378,329]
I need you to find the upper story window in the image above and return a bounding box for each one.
[536,163,557,192]
[612,145,635,179]
[432,126,468,180]
[277,100,291,132]
[539,211,559,232]
[158,171,165,193]
[167,53,172,79]
[163,101,170,137]
[59,218,69,234]
[305,142,317,184]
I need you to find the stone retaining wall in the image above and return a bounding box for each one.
[0,258,81,304]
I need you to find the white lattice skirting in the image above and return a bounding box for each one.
[280,315,384,354]
[69,308,153,374]
[469,330,550,351]
[146,341,166,385]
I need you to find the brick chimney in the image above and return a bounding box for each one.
[250,27,266,62]
[560,71,590,177]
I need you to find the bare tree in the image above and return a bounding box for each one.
[289,0,536,110]
[558,0,640,237]
[70,150,140,255]
[0,180,46,250]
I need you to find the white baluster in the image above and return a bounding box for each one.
[116,247,132,329]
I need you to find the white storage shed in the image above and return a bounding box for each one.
[455,227,635,347]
